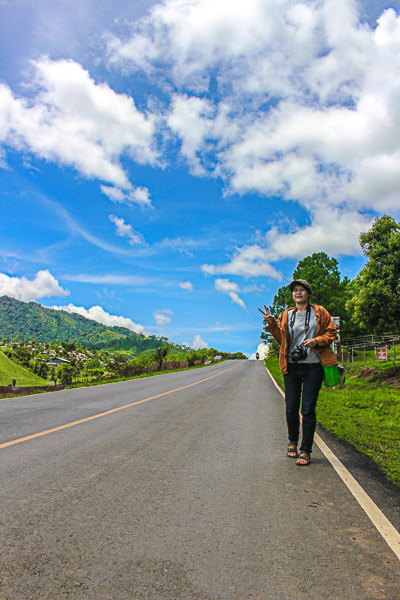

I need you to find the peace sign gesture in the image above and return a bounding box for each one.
[258,305,274,325]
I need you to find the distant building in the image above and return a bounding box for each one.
[46,357,71,367]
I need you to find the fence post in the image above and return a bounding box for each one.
[364,344,366,364]
[393,339,396,368]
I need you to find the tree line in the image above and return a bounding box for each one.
[2,339,247,386]
[261,214,400,346]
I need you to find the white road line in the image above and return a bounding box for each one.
[265,366,400,562]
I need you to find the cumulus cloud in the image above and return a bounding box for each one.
[52,303,146,334]
[249,342,269,360]
[153,308,174,326]
[2,1,400,269]
[166,94,237,173]
[203,245,282,279]
[109,215,145,245]
[192,334,209,349]
[0,58,157,190]
[0,270,69,302]
[179,280,193,292]
[214,278,247,311]
[266,207,374,259]
[107,0,400,257]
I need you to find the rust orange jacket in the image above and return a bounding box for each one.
[264,304,338,375]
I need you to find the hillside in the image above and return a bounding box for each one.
[0,350,48,386]
[0,296,176,353]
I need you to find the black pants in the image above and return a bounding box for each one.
[283,363,324,453]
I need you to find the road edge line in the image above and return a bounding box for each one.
[264,365,400,562]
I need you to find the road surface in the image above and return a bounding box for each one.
[1,360,399,599]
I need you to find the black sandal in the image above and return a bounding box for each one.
[296,452,311,466]
[287,444,298,458]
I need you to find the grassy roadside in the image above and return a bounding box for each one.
[265,355,400,486]
[0,350,47,387]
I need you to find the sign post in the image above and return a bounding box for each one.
[375,348,388,361]
[332,317,341,354]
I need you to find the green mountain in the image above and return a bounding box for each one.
[0,296,174,353]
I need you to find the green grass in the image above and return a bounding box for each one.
[0,350,48,387]
[265,355,400,486]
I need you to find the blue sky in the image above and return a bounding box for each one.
[1,0,400,358]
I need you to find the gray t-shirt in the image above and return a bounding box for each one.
[287,306,320,364]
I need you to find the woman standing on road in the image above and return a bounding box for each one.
[258,280,338,466]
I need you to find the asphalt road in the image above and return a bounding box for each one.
[1,360,399,600]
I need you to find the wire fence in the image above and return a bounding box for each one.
[340,333,400,365]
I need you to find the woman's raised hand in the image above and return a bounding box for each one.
[258,305,274,325]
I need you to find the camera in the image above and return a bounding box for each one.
[290,344,307,362]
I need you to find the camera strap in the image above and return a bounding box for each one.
[289,304,311,342]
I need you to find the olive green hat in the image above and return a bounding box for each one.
[289,279,312,294]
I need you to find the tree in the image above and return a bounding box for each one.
[109,354,130,377]
[187,351,199,366]
[346,215,400,334]
[268,285,294,317]
[56,364,75,385]
[31,360,48,379]
[292,252,351,321]
[153,347,169,370]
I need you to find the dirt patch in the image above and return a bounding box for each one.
[360,367,377,378]
[360,366,400,387]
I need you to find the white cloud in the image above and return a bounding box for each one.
[107,0,400,257]
[167,94,239,172]
[101,185,127,203]
[203,245,282,279]
[130,186,152,207]
[107,0,303,92]
[179,280,194,292]
[0,270,69,302]
[249,342,269,360]
[153,308,174,326]
[266,207,374,259]
[1,1,399,272]
[101,185,152,207]
[214,278,247,311]
[192,334,209,349]
[167,95,214,173]
[0,58,157,190]
[109,215,145,246]
[52,303,146,334]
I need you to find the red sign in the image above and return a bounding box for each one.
[375,348,388,360]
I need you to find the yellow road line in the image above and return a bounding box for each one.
[0,363,241,450]
[265,366,400,562]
